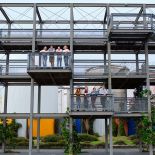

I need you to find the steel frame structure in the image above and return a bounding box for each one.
[0,3,155,155]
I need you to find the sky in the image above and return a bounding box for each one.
[0,0,155,3]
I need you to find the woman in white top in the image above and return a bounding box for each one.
[40,46,48,67]
[56,46,63,67]
[98,85,108,110]
[63,45,70,67]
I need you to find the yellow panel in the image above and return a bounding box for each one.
[0,119,12,125]
[28,119,55,137]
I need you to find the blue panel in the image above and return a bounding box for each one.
[75,119,82,133]
[128,118,136,135]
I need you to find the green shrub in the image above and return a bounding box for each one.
[114,140,127,145]
[112,119,117,137]
[12,137,29,143]
[15,141,29,146]
[118,120,125,136]
[80,141,92,147]
[7,137,29,147]
[41,135,63,142]
[40,141,65,147]
[93,132,100,137]
[128,135,137,140]
[78,134,98,142]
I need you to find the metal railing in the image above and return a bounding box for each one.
[0,29,107,39]
[0,59,28,75]
[71,94,113,112]
[114,97,148,113]
[71,95,148,113]
[108,13,155,31]
[74,59,146,78]
[27,52,71,69]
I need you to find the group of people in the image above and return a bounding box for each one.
[75,85,108,111]
[40,45,70,67]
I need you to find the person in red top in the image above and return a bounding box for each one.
[84,86,89,110]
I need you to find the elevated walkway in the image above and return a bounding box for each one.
[27,52,72,85]
[108,13,154,41]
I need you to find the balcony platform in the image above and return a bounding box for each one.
[74,76,146,88]
[2,40,155,52]
[111,76,146,89]
[114,112,148,118]
[109,29,153,41]
[27,68,72,85]
[0,74,31,83]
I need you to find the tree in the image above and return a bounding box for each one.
[61,118,81,155]
[0,119,22,152]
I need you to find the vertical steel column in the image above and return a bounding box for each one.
[107,4,113,155]
[107,42,112,93]
[5,52,9,75]
[40,24,42,38]
[29,3,36,155]
[70,3,74,110]
[145,42,153,155]
[104,52,106,66]
[8,24,11,38]
[109,117,113,155]
[37,85,41,152]
[2,84,8,153]
[70,3,74,72]
[136,52,139,73]
[69,4,74,155]
[105,118,108,152]
[143,4,147,28]
[107,39,113,155]
[2,47,9,152]
[32,4,36,53]
[29,79,34,155]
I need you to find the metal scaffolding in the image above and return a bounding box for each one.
[0,3,155,155]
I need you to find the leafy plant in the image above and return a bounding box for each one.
[137,116,155,145]
[0,119,22,151]
[41,135,63,142]
[112,119,117,137]
[118,119,125,136]
[139,89,152,98]
[78,134,98,142]
[61,117,81,155]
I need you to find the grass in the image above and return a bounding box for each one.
[33,136,137,148]
[98,136,136,146]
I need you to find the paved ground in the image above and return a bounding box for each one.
[0,149,150,155]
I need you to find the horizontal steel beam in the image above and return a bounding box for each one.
[0,20,105,24]
[0,113,68,118]
[0,20,154,25]
[0,3,155,8]
[0,112,149,119]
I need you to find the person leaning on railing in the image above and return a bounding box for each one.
[84,86,89,110]
[75,88,81,111]
[90,87,98,111]
[98,85,108,111]
[63,45,70,68]
[40,46,48,67]
[56,46,63,67]
[48,45,55,67]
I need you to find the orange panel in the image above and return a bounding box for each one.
[28,119,55,137]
